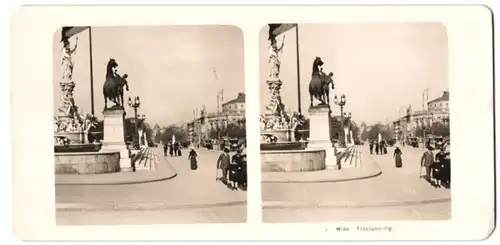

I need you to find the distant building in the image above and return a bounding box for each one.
[427,91,450,124]
[187,92,246,144]
[393,91,450,143]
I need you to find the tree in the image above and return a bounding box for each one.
[88,119,104,143]
[364,123,394,141]
[219,123,246,139]
[124,117,137,144]
[430,122,450,137]
[155,124,188,143]
[350,121,361,144]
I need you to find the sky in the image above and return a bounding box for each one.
[53,25,245,127]
[259,23,449,125]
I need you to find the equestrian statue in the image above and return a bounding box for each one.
[308,57,335,107]
[102,58,130,109]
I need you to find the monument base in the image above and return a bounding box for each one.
[306,105,339,170]
[101,107,133,172]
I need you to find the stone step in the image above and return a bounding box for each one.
[135,148,151,171]
[355,146,362,168]
[136,147,158,171]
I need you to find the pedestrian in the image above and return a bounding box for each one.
[383,141,388,154]
[375,142,380,155]
[420,146,435,183]
[188,146,198,170]
[239,150,247,190]
[393,145,403,168]
[163,142,168,156]
[168,142,174,157]
[369,140,374,155]
[173,142,178,157]
[435,145,449,187]
[177,143,182,157]
[229,149,243,190]
[216,148,231,184]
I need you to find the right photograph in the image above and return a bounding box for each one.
[260,23,451,222]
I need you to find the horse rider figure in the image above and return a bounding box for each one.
[103,58,130,109]
[308,57,335,107]
[113,69,130,107]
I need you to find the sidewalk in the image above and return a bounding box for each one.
[261,147,381,183]
[55,147,177,185]
[55,148,247,211]
[262,145,451,208]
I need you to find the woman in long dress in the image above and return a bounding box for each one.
[188,147,198,170]
[393,145,403,168]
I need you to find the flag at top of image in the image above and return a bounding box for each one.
[61,26,89,41]
[268,24,297,38]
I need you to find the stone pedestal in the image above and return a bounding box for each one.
[306,105,338,170]
[100,107,133,172]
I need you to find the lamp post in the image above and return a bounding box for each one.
[333,94,347,148]
[127,96,141,149]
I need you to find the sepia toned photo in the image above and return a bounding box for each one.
[260,23,451,222]
[53,25,247,225]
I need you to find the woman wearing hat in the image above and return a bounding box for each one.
[393,145,403,168]
[188,146,198,170]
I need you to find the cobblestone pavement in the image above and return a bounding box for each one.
[56,148,246,224]
[262,146,451,221]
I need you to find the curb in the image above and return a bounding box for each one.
[262,197,451,209]
[55,172,178,186]
[55,151,178,186]
[261,169,382,183]
[56,201,247,211]
[261,151,383,183]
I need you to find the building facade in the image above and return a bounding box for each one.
[187,93,246,144]
[393,91,450,143]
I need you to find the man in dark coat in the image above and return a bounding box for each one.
[421,146,434,182]
[369,140,374,155]
[217,148,231,184]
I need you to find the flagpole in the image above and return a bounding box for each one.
[88,26,95,116]
[295,24,302,114]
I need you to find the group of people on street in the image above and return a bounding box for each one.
[163,141,182,157]
[160,139,247,191]
[420,142,451,188]
[369,139,451,189]
[369,139,388,155]
[216,147,247,191]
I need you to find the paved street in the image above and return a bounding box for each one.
[57,206,246,225]
[263,202,450,222]
[262,145,451,222]
[56,147,247,224]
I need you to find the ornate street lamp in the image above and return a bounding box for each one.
[127,96,141,149]
[333,94,347,148]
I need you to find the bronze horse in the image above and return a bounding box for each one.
[103,58,119,109]
[308,57,334,107]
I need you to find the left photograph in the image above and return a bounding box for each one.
[53,26,247,225]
